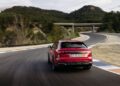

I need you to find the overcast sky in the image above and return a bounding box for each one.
[0,0,120,13]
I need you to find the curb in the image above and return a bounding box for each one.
[93,59,120,75]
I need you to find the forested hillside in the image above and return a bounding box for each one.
[0,6,69,47]
[69,5,106,23]
[99,12,120,32]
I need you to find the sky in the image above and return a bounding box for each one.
[0,0,120,13]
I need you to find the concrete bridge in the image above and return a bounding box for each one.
[54,23,103,32]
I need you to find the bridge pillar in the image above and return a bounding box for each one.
[92,25,95,32]
[72,23,75,33]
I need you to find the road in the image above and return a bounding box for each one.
[83,33,106,46]
[0,33,120,86]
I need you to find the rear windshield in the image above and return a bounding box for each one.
[61,42,87,48]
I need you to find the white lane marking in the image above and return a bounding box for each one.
[93,59,101,62]
[96,65,120,70]
[0,52,6,53]
[93,59,120,70]
[93,65,120,75]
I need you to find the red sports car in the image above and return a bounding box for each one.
[48,40,92,71]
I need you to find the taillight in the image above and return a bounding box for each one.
[80,51,92,58]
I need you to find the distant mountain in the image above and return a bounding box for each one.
[2,6,68,22]
[1,5,106,24]
[69,5,106,22]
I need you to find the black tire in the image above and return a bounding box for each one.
[83,66,91,70]
[48,53,51,64]
[52,64,58,71]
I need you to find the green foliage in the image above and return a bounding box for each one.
[49,25,65,42]
[48,25,79,43]
[2,31,17,47]
[0,13,14,31]
[100,12,120,32]
[69,5,106,23]
[2,6,68,33]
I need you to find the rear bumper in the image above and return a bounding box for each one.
[55,62,92,67]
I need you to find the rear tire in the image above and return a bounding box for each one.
[52,64,58,71]
[48,53,51,64]
[83,66,91,70]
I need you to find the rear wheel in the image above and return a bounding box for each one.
[48,53,51,64]
[52,64,58,71]
[83,66,91,70]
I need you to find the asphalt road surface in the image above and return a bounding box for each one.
[83,33,106,46]
[0,33,120,86]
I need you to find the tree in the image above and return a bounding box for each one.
[100,12,120,33]
[50,25,65,42]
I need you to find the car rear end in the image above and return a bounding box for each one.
[54,41,92,69]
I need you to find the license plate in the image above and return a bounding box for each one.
[70,54,83,57]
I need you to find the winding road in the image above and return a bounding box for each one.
[0,33,120,86]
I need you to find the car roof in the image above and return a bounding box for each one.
[59,39,83,43]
